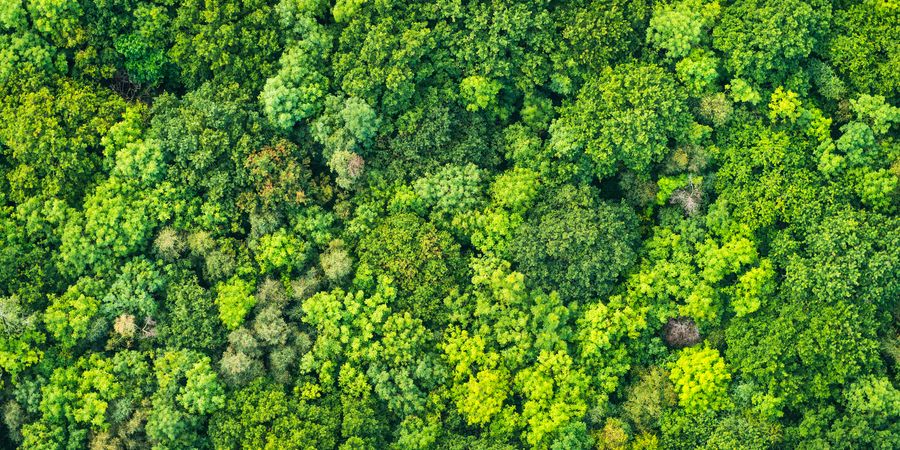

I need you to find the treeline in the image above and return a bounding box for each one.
[0,0,898,448]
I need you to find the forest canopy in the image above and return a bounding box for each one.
[1,0,899,448]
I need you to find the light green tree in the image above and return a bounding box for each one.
[669,347,731,413]
[215,277,256,330]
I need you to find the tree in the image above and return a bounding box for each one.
[319,240,353,282]
[311,95,380,189]
[219,327,265,387]
[146,350,224,449]
[215,277,256,330]
[453,0,559,96]
[675,50,720,96]
[148,81,269,232]
[698,93,734,126]
[413,163,487,224]
[25,0,88,50]
[253,229,310,276]
[378,100,503,181]
[712,0,829,86]
[669,347,731,413]
[850,94,899,137]
[209,380,339,449]
[576,295,648,406]
[548,63,693,180]
[0,295,44,385]
[441,259,589,448]
[460,167,541,258]
[111,3,174,87]
[823,376,900,448]
[158,272,225,352]
[702,415,780,450]
[556,0,651,78]
[168,0,282,90]
[616,209,772,335]
[711,120,822,232]
[516,350,591,447]
[459,75,503,114]
[101,257,164,322]
[328,6,450,124]
[723,210,894,413]
[260,16,331,129]
[238,139,317,223]
[0,76,124,204]
[0,31,62,85]
[57,160,171,278]
[511,185,638,301]
[647,0,720,60]
[732,259,775,317]
[43,278,102,349]
[622,367,677,432]
[300,275,442,437]
[20,351,154,449]
[829,2,900,98]
[356,213,467,322]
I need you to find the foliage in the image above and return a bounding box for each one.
[712,0,829,86]
[669,347,731,413]
[209,380,338,449]
[0,76,125,204]
[261,17,331,129]
[549,63,693,180]
[43,278,102,349]
[215,277,256,330]
[442,259,590,448]
[1,0,899,448]
[146,350,225,448]
[510,185,638,301]
[647,0,720,60]
[356,213,466,322]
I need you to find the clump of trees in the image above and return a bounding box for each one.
[1,0,898,448]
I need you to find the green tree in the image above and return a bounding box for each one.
[19,352,153,449]
[669,347,731,413]
[253,229,310,276]
[724,210,894,413]
[168,0,282,90]
[146,350,224,449]
[148,81,269,232]
[413,163,486,221]
[356,213,467,322]
[215,277,256,330]
[312,95,380,189]
[158,272,225,352]
[510,185,638,301]
[712,0,829,85]
[460,167,541,258]
[0,76,124,204]
[556,0,651,78]
[548,63,693,180]
[824,376,900,448]
[647,0,720,59]
[261,16,331,129]
[441,259,589,448]
[101,257,164,321]
[209,380,339,449]
[0,295,44,385]
[829,2,900,98]
[238,139,317,222]
[57,159,172,278]
[43,278,102,349]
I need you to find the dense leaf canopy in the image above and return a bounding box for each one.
[0,0,898,448]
